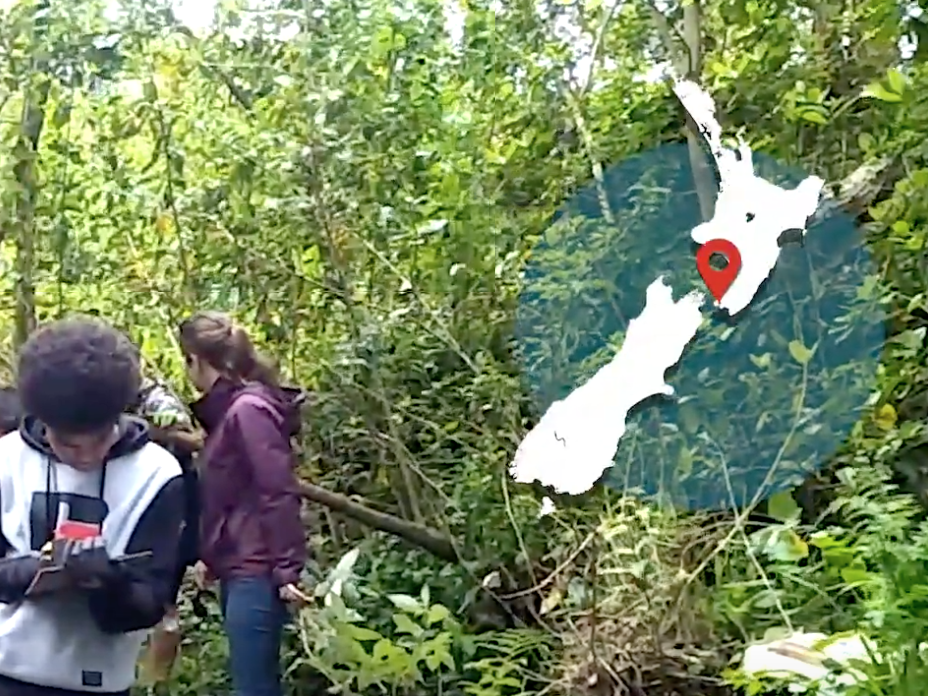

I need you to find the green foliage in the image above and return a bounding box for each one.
[290,550,552,695]
[4,0,928,694]
[714,450,928,695]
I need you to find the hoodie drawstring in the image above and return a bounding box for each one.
[43,458,107,545]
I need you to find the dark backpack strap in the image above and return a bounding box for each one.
[179,453,199,568]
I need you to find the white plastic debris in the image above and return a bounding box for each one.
[741,631,874,695]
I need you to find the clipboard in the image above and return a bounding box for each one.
[25,551,154,598]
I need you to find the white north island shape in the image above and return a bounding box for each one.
[510,278,704,495]
[510,79,827,495]
[673,80,824,316]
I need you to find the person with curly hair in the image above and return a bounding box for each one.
[0,366,202,683]
[0,316,185,696]
[180,311,308,696]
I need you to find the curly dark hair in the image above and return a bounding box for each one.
[17,317,141,433]
[0,387,21,435]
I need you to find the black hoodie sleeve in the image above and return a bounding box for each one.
[87,475,185,634]
[0,550,41,604]
[0,488,40,604]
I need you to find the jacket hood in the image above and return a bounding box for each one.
[191,378,305,437]
[20,414,151,460]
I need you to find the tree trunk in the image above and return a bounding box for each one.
[681,0,715,222]
[12,3,51,349]
[298,480,458,562]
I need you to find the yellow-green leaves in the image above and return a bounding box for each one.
[863,68,906,103]
[764,528,809,562]
[758,491,807,562]
[788,340,816,365]
[768,490,801,523]
[873,403,897,431]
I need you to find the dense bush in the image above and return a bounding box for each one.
[1,0,927,693]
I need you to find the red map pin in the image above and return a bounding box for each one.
[696,238,742,302]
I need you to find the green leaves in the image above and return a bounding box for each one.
[142,80,158,102]
[863,69,907,103]
[387,593,423,613]
[888,68,906,95]
[787,340,815,365]
[863,82,902,103]
[758,491,807,561]
[767,490,801,523]
[303,584,461,694]
[763,527,809,562]
[873,404,898,431]
[425,603,450,625]
[797,106,829,126]
[393,612,423,636]
[345,624,384,642]
[8,2,928,695]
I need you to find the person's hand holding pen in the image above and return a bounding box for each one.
[59,537,115,589]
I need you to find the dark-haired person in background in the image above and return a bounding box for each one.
[131,375,203,681]
[179,311,307,696]
[0,316,185,696]
[0,388,22,437]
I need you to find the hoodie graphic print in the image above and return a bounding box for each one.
[0,417,184,693]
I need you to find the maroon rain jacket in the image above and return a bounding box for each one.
[191,377,307,586]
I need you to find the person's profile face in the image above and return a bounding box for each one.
[185,353,211,393]
[47,425,119,471]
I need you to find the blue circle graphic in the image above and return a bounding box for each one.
[516,143,886,510]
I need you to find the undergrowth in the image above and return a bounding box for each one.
[156,439,928,696]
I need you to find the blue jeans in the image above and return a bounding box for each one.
[220,577,289,696]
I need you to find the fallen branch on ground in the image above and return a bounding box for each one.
[297,480,459,563]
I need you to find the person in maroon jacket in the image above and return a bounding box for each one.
[178,311,308,696]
